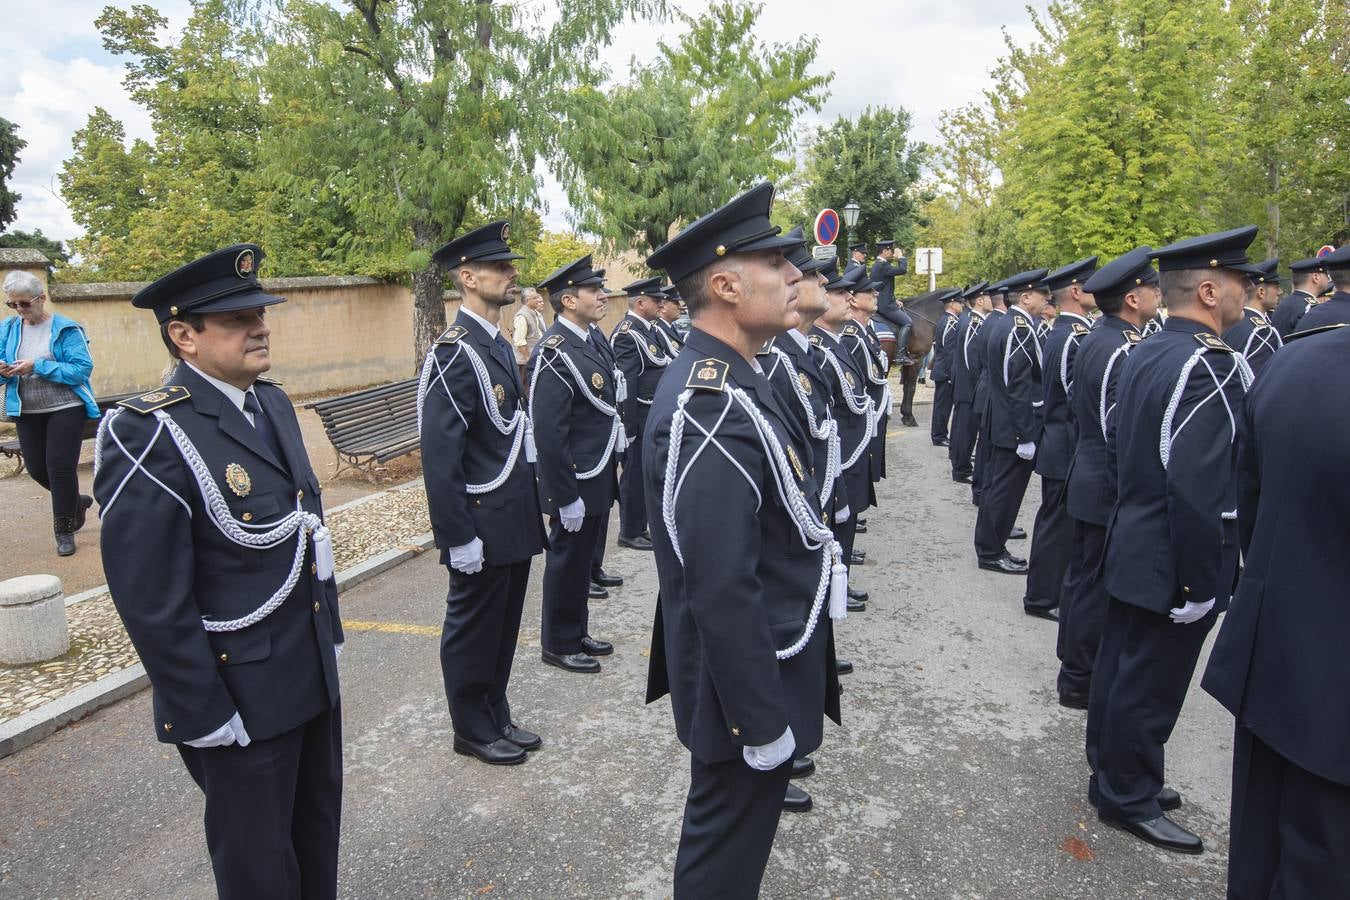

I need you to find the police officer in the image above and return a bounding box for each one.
[418,222,546,766]
[973,270,1049,574]
[1201,322,1350,896]
[1270,256,1329,336]
[643,182,842,898]
[587,303,626,600]
[1089,227,1260,854]
[531,256,621,673]
[970,281,1009,508]
[1057,248,1156,710]
[95,245,342,899]
[1293,244,1350,330]
[1222,256,1283,375]
[948,282,990,483]
[841,268,890,487]
[929,288,964,447]
[652,286,685,356]
[1022,258,1096,620]
[870,239,912,364]
[611,276,671,550]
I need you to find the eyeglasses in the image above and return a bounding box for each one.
[5,297,41,309]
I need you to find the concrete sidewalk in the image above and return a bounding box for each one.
[0,421,1232,898]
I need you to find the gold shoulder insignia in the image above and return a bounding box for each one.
[118,385,191,414]
[255,374,284,386]
[1071,323,1091,337]
[841,321,860,336]
[1195,332,1231,352]
[1013,316,1030,330]
[755,339,774,356]
[619,319,632,332]
[1287,322,1348,342]
[1250,315,1267,330]
[540,333,566,351]
[1125,331,1143,344]
[435,325,468,344]
[808,333,824,346]
[686,358,729,392]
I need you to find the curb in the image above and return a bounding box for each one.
[2,527,435,760]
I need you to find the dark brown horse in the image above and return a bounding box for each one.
[877,290,948,427]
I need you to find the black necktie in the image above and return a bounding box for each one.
[243,391,286,465]
[494,332,521,393]
[589,329,611,363]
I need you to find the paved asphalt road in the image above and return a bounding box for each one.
[0,414,1235,899]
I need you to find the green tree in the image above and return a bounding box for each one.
[802,106,927,264]
[517,230,597,287]
[556,1,829,259]
[0,117,25,232]
[0,230,70,265]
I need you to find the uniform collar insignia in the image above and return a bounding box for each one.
[686,357,729,392]
[1195,332,1232,351]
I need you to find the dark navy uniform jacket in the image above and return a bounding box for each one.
[1035,312,1090,480]
[972,308,1004,416]
[644,329,840,764]
[810,325,874,513]
[871,256,908,323]
[95,364,341,744]
[982,306,1044,450]
[1202,324,1350,787]
[931,311,958,383]
[1294,291,1350,332]
[1270,289,1317,337]
[529,320,621,516]
[1221,307,1283,378]
[1103,317,1249,614]
[653,317,684,357]
[762,332,834,505]
[1065,316,1140,526]
[951,310,984,405]
[841,320,887,475]
[419,311,544,566]
[610,313,671,440]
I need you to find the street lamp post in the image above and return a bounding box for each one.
[842,200,860,263]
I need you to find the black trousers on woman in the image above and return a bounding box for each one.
[15,406,86,520]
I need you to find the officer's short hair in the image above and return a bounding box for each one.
[160,312,208,359]
[674,257,741,319]
[1331,268,1350,290]
[1051,285,1075,307]
[547,286,578,316]
[1095,291,1128,315]
[1292,270,1320,288]
[1158,268,1209,306]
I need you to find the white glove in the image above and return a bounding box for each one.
[834,504,852,524]
[185,712,251,749]
[560,497,585,533]
[1016,441,1036,460]
[1169,597,1216,624]
[335,642,344,659]
[448,536,485,574]
[742,725,795,771]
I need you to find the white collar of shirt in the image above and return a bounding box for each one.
[1059,311,1091,327]
[459,305,499,340]
[1243,306,1263,317]
[186,361,255,424]
[786,329,810,350]
[558,316,589,340]
[628,314,653,330]
[990,307,1007,315]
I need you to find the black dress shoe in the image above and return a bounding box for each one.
[979,556,1028,575]
[580,635,614,657]
[541,649,601,673]
[933,438,950,447]
[856,517,867,527]
[1058,691,1089,710]
[836,659,854,675]
[1158,787,1183,812]
[846,596,866,612]
[783,783,813,812]
[1006,553,1027,566]
[591,570,623,587]
[1098,812,1203,854]
[617,534,654,551]
[849,551,866,565]
[847,587,869,602]
[588,583,609,600]
[501,724,542,752]
[1009,526,1028,540]
[953,473,973,483]
[855,523,868,534]
[453,735,527,765]
[1024,606,1059,622]
[790,757,815,779]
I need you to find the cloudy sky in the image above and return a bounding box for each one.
[3,0,1047,242]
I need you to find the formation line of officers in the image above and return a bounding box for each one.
[92,181,1348,897]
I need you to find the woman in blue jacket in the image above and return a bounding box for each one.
[2,271,99,556]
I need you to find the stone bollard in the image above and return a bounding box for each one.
[0,575,70,665]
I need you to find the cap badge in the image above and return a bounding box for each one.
[225,463,252,498]
[501,223,511,241]
[235,249,256,279]
[591,372,604,391]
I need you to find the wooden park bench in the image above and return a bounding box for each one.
[1,391,142,476]
[304,378,420,481]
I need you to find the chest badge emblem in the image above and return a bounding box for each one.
[225,463,252,498]
[493,383,506,406]
[591,372,604,391]
[786,446,805,481]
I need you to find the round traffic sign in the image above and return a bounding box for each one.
[1318,245,1335,258]
[814,209,840,246]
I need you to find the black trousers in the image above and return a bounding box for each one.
[1056,519,1109,698]
[673,755,792,899]
[1228,723,1350,899]
[973,446,1034,561]
[15,405,86,520]
[971,412,991,505]
[1023,476,1071,612]
[930,379,954,443]
[543,513,604,654]
[178,703,342,900]
[1088,598,1216,822]
[618,433,648,539]
[440,559,530,743]
[591,503,611,580]
[948,400,976,479]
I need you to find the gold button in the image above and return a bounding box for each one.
[311,562,317,575]
[313,601,321,612]
[731,726,741,737]
[297,490,304,501]
[218,652,229,664]
[242,512,253,522]
[163,723,173,732]
[475,499,481,506]
[1183,586,1191,593]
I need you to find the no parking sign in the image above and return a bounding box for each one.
[814,209,840,246]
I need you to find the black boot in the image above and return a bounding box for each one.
[55,516,78,557]
[895,325,914,365]
[75,495,93,532]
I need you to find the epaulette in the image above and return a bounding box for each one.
[118,385,191,414]
[1195,332,1231,352]
[686,358,729,392]
[618,319,632,333]
[255,374,283,386]
[1249,315,1268,330]
[1071,323,1091,337]
[840,321,861,336]
[755,339,774,357]
[435,325,468,344]
[1125,331,1143,344]
[540,333,566,351]
[1013,316,1030,330]
[1287,322,1348,342]
[808,333,824,346]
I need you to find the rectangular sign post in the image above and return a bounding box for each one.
[915,247,943,291]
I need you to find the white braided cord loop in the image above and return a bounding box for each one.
[769,347,839,507]
[1159,348,1252,469]
[418,342,528,494]
[529,347,622,480]
[818,348,875,469]
[1099,341,1133,438]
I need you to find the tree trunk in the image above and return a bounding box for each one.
[411,218,447,370]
